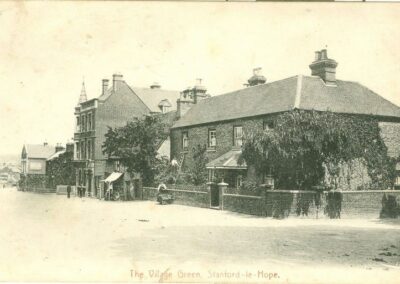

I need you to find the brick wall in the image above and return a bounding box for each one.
[142,186,209,207]
[223,194,264,216]
[264,190,400,219]
[171,115,273,171]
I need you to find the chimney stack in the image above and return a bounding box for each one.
[55,143,65,153]
[309,49,338,86]
[247,67,266,86]
[150,82,161,89]
[112,74,123,92]
[102,79,109,95]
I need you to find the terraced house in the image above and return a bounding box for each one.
[73,74,180,198]
[170,49,400,191]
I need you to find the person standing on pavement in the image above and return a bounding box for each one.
[67,185,71,198]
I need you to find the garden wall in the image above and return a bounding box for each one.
[223,194,264,216]
[142,186,209,207]
[264,190,400,219]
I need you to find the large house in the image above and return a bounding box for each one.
[170,49,400,190]
[73,74,180,198]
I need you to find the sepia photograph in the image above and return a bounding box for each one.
[0,1,399,283]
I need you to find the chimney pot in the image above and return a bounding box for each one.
[309,49,338,85]
[314,51,321,61]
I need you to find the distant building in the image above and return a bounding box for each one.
[170,49,400,191]
[46,143,74,189]
[73,74,181,198]
[20,143,64,191]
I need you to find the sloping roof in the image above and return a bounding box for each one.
[47,150,66,161]
[172,75,400,129]
[96,83,180,114]
[206,149,247,169]
[131,87,180,113]
[24,144,56,159]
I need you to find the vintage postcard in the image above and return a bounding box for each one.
[0,1,399,283]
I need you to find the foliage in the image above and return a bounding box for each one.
[380,194,399,218]
[46,151,75,188]
[187,144,209,185]
[102,115,168,186]
[241,110,396,190]
[324,191,343,219]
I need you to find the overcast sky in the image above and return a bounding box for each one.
[0,2,399,156]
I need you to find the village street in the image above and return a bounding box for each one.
[0,186,399,283]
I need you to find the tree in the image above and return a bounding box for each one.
[102,115,167,186]
[188,144,208,185]
[241,110,396,190]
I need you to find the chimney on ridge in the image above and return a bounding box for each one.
[55,143,65,153]
[247,67,266,86]
[102,79,109,95]
[150,82,161,89]
[309,49,338,85]
[112,73,123,92]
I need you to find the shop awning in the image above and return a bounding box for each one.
[104,172,123,183]
[206,149,247,170]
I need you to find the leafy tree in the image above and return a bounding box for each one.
[241,110,396,190]
[188,144,209,185]
[102,115,167,186]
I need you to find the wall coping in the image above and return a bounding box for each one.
[223,193,262,199]
[265,189,400,194]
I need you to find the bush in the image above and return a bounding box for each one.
[324,191,343,219]
[380,194,399,218]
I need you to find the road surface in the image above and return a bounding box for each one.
[0,186,399,283]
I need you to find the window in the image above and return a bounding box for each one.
[182,131,189,151]
[81,116,86,132]
[88,113,92,131]
[76,117,81,132]
[263,120,275,130]
[208,129,216,148]
[87,140,91,160]
[233,126,243,147]
[236,175,243,189]
[76,142,80,159]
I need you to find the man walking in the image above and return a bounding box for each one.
[67,185,71,198]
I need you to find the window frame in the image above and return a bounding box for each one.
[208,129,217,149]
[233,126,243,147]
[182,131,189,151]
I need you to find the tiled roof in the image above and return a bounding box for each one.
[172,75,400,128]
[131,87,180,113]
[25,144,56,159]
[97,83,180,114]
[206,149,247,169]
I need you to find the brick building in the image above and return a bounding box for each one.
[170,49,400,190]
[73,74,180,198]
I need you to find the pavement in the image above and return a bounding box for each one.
[0,186,399,283]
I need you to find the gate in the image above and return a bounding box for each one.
[210,184,220,208]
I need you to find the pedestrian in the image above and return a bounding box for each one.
[67,185,71,198]
[78,187,82,198]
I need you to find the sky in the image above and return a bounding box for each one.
[0,1,399,156]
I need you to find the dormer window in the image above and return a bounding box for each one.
[158,99,172,114]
